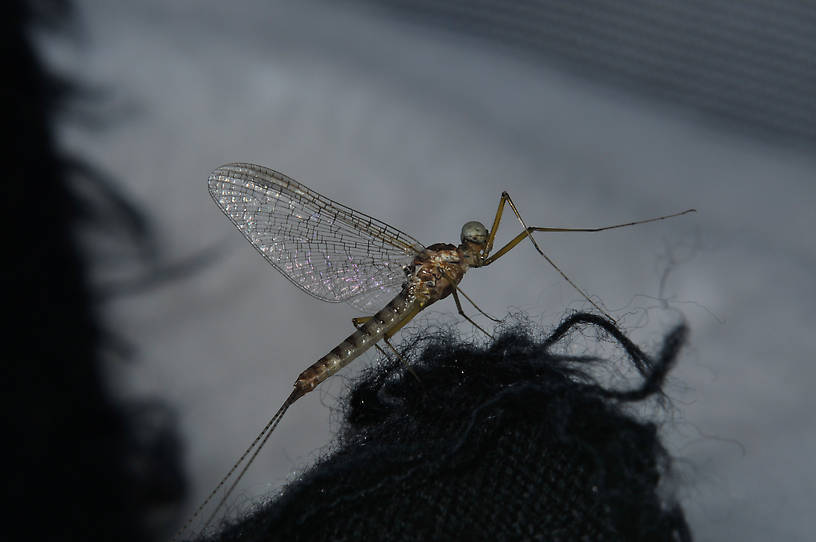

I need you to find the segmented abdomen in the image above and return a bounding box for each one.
[294,290,419,393]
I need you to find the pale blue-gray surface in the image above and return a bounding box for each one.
[46,1,815,539]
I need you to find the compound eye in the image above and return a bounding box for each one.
[460,221,488,245]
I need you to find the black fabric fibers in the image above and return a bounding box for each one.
[205,314,690,542]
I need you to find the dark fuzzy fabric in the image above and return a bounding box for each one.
[207,314,690,541]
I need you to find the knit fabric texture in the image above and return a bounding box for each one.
[208,314,690,541]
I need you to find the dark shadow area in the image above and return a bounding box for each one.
[3,2,185,540]
[205,313,690,541]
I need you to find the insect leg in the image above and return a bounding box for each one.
[451,288,494,339]
[482,191,511,257]
[354,314,421,380]
[481,193,695,322]
[354,316,421,382]
[352,316,393,360]
[454,283,501,323]
[483,198,696,265]
[381,336,422,383]
[481,192,609,320]
[352,316,372,327]
[383,303,422,339]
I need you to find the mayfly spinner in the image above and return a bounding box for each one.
[175,162,694,538]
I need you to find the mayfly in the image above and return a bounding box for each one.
[177,162,694,538]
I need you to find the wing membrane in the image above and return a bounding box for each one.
[208,163,424,309]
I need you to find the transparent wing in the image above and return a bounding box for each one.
[208,163,424,310]
[343,286,406,314]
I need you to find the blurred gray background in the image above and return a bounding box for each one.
[43,0,815,539]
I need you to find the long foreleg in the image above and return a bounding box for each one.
[479,193,694,322]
